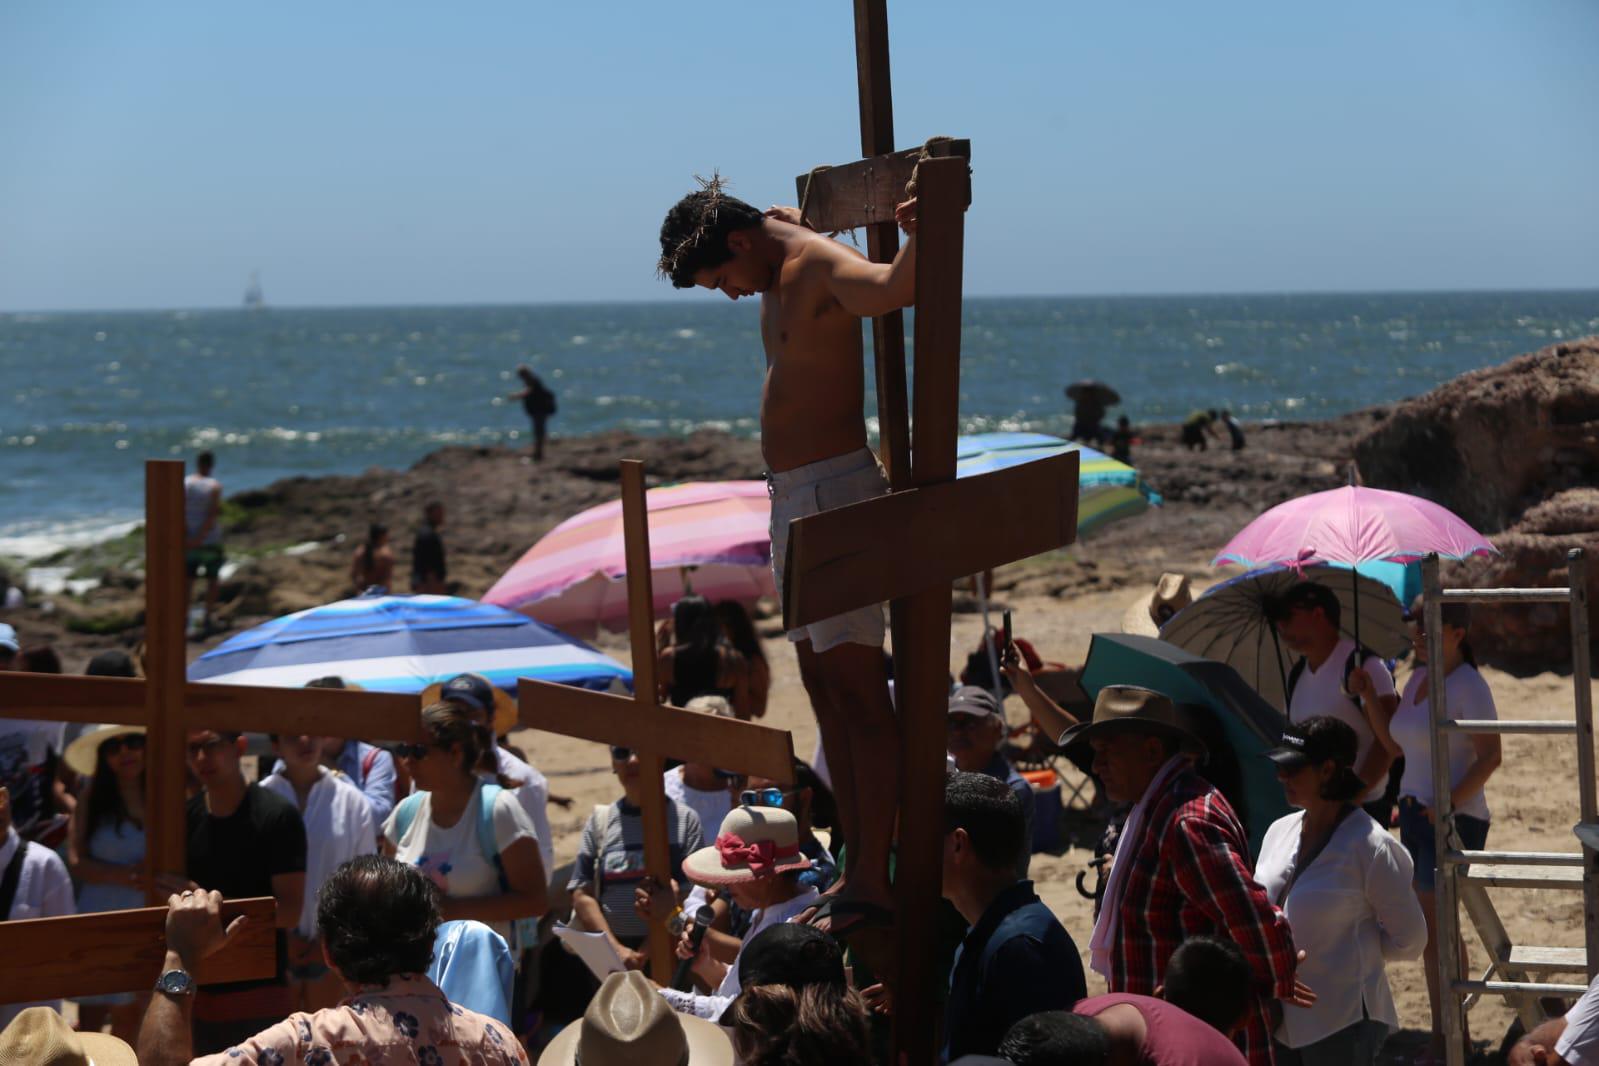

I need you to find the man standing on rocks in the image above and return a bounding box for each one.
[184,451,224,636]
[411,501,447,595]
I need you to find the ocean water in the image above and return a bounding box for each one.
[2,291,1595,558]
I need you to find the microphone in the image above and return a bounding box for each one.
[670,905,717,992]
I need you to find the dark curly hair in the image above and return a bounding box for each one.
[658,180,765,289]
[316,856,441,984]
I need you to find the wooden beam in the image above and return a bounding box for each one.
[185,682,424,742]
[781,450,1080,629]
[620,459,676,984]
[0,898,276,1004]
[0,674,148,725]
[517,680,795,785]
[144,460,189,902]
[852,0,909,489]
[794,139,971,235]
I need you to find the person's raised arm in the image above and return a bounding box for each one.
[1001,654,1079,740]
[137,890,248,1066]
[817,199,919,319]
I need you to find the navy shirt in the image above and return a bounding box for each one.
[945,880,1086,1062]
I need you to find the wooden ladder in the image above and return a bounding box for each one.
[1423,548,1597,1066]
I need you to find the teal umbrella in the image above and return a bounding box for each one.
[1077,632,1290,857]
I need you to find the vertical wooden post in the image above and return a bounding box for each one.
[619,460,676,983]
[144,460,189,901]
[1423,554,1469,1066]
[852,0,910,490]
[891,157,968,1064]
[1567,549,1599,975]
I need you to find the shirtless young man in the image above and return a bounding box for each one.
[657,177,918,941]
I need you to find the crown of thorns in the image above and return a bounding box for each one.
[657,172,730,280]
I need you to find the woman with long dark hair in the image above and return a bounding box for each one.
[657,595,747,709]
[349,522,394,592]
[66,723,149,1040]
[715,599,771,720]
[380,701,548,942]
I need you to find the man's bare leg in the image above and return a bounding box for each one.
[800,640,897,928]
[797,640,860,898]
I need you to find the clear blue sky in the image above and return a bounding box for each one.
[3,0,1596,311]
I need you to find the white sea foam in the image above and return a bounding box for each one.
[0,517,142,562]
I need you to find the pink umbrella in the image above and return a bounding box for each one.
[1213,484,1497,662]
[1214,485,1497,570]
[482,481,775,637]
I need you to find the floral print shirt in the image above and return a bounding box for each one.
[191,975,527,1065]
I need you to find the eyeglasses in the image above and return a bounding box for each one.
[186,736,227,758]
[102,735,146,757]
[611,746,635,762]
[394,742,435,761]
[740,787,784,809]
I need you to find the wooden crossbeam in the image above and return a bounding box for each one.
[795,139,972,236]
[516,460,797,984]
[781,450,1080,630]
[0,898,276,1004]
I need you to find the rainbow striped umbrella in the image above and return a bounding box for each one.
[482,481,775,636]
[955,432,1162,536]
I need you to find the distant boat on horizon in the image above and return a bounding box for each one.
[244,270,265,310]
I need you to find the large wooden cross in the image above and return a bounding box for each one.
[0,459,426,1005]
[782,4,1082,1060]
[516,459,797,984]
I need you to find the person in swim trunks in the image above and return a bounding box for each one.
[658,175,928,949]
[184,451,225,635]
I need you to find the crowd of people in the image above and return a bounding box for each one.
[0,564,1524,1065]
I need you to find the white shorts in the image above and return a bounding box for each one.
[769,448,889,654]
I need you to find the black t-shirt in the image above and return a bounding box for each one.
[412,526,446,581]
[187,783,307,988]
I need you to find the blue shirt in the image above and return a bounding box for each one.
[945,880,1085,1062]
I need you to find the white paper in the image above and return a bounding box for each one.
[552,921,628,980]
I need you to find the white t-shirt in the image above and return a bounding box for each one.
[1287,638,1397,803]
[1391,664,1498,821]
[487,746,552,877]
[662,766,736,841]
[0,827,75,1028]
[260,768,377,938]
[382,781,537,941]
[1556,973,1599,1066]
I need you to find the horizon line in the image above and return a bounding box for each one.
[5,283,1599,317]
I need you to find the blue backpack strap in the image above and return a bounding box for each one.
[393,792,424,845]
[476,783,510,892]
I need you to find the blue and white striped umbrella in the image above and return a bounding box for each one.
[189,593,632,694]
[956,432,1162,536]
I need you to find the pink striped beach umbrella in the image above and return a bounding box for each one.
[1214,485,1497,570]
[482,481,775,636]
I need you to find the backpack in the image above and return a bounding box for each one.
[1286,645,1381,715]
[392,784,509,892]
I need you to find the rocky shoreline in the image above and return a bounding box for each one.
[6,335,1595,674]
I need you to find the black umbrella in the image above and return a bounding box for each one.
[1065,380,1121,406]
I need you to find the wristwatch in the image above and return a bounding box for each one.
[154,969,196,996]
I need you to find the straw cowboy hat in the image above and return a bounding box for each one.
[63,724,146,777]
[0,1006,138,1066]
[682,806,813,887]
[1058,684,1208,760]
[1121,572,1193,637]
[538,970,732,1066]
[423,672,518,736]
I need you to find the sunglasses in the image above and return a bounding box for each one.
[611,746,635,762]
[102,734,146,757]
[740,787,784,809]
[186,736,227,758]
[394,742,438,761]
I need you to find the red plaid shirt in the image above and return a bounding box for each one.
[1103,767,1298,1066]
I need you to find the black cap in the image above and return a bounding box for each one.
[440,672,494,713]
[947,685,1001,720]
[1266,717,1358,772]
[717,923,845,1024]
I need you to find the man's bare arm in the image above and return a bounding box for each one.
[817,198,920,319]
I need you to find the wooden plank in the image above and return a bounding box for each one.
[1504,946,1590,972]
[794,139,971,235]
[909,156,968,484]
[853,0,910,489]
[0,673,148,725]
[0,898,276,1004]
[517,679,795,785]
[185,682,423,742]
[145,460,189,902]
[1461,864,1586,889]
[619,460,675,984]
[782,451,1080,629]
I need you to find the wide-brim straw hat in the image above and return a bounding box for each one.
[682,806,813,886]
[537,970,732,1066]
[422,677,518,736]
[1121,571,1193,637]
[63,724,146,777]
[1058,684,1208,760]
[0,1005,139,1066]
